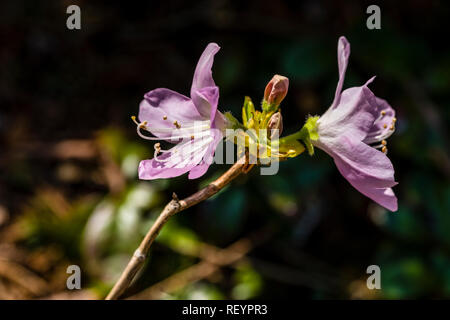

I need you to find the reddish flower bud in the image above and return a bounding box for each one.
[263,75,289,107]
[267,112,283,139]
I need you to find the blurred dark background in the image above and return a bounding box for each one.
[0,0,449,299]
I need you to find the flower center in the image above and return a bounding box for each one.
[372,110,397,154]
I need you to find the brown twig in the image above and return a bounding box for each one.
[128,226,274,300]
[105,157,248,300]
[129,237,252,300]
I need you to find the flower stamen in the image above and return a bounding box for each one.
[153,142,161,157]
[131,115,140,126]
[153,136,214,163]
[373,139,389,152]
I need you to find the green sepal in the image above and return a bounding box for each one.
[261,100,278,113]
[224,112,245,130]
[278,139,305,158]
[298,116,319,156]
[303,116,319,141]
[279,115,319,156]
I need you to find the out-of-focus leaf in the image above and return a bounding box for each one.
[383,206,427,241]
[174,283,226,300]
[232,263,263,299]
[380,256,434,299]
[158,219,201,256]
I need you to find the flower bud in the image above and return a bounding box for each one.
[267,112,283,139]
[263,75,289,110]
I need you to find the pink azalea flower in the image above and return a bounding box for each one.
[312,37,398,211]
[134,43,229,180]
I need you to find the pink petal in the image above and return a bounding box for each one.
[355,186,398,212]
[188,129,223,179]
[191,43,220,97]
[138,137,210,180]
[139,157,195,180]
[331,138,398,211]
[331,135,397,188]
[191,86,228,131]
[191,86,219,123]
[318,81,378,143]
[139,88,203,140]
[336,155,398,212]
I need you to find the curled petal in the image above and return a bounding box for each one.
[191,43,220,97]
[330,36,351,109]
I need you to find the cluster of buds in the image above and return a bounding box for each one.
[240,75,288,135]
[223,74,304,161]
